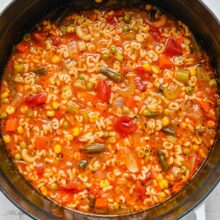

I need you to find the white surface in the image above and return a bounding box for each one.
[0,0,219,220]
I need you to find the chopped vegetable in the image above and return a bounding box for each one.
[176,69,189,83]
[60,183,79,193]
[162,128,176,136]
[209,79,217,87]
[80,143,106,154]
[162,83,181,100]
[54,144,62,154]
[186,86,194,95]
[142,109,158,117]
[116,54,124,62]
[110,46,117,54]
[78,160,88,169]
[95,197,108,209]
[163,38,182,57]
[5,118,18,132]
[197,66,210,81]
[16,41,28,52]
[157,150,168,172]
[158,55,174,69]
[114,115,137,136]
[124,14,131,23]
[102,53,110,60]
[33,68,47,75]
[24,93,47,107]
[122,24,130,32]
[96,79,111,102]
[100,67,123,82]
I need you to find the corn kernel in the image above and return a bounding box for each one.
[3,135,11,143]
[159,179,168,189]
[66,25,74,33]
[108,137,116,143]
[51,55,61,64]
[162,116,170,127]
[89,114,99,123]
[52,101,59,110]
[47,110,55,117]
[72,127,80,136]
[0,112,7,119]
[40,186,47,195]
[50,182,58,190]
[122,106,130,114]
[14,63,24,72]
[193,144,199,151]
[20,105,28,113]
[99,179,110,188]
[1,92,9,99]
[113,202,119,210]
[181,122,187,129]
[1,98,9,104]
[65,134,74,141]
[15,153,21,160]
[6,106,15,115]
[17,126,24,134]
[143,62,151,71]
[20,141,26,149]
[190,67,196,76]
[156,174,163,181]
[54,144,62,154]
[151,65,160,74]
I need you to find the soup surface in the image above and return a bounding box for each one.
[0,4,218,214]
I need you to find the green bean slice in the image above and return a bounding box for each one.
[157,150,168,172]
[100,67,123,82]
[80,143,106,154]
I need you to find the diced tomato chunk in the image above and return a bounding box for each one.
[158,55,174,69]
[163,38,182,57]
[96,79,111,102]
[16,41,28,52]
[24,93,47,107]
[50,36,62,46]
[114,115,137,136]
[5,118,18,132]
[32,32,45,42]
[60,183,79,193]
[135,66,147,75]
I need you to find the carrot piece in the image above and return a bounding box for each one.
[158,55,174,69]
[95,102,108,113]
[199,100,210,112]
[95,197,109,209]
[5,118,18,132]
[35,137,48,150]
[16,41,28,52]
[125,96,136,108]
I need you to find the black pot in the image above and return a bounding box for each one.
[0,0,220,219]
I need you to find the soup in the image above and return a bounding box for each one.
[0,4,218,214]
